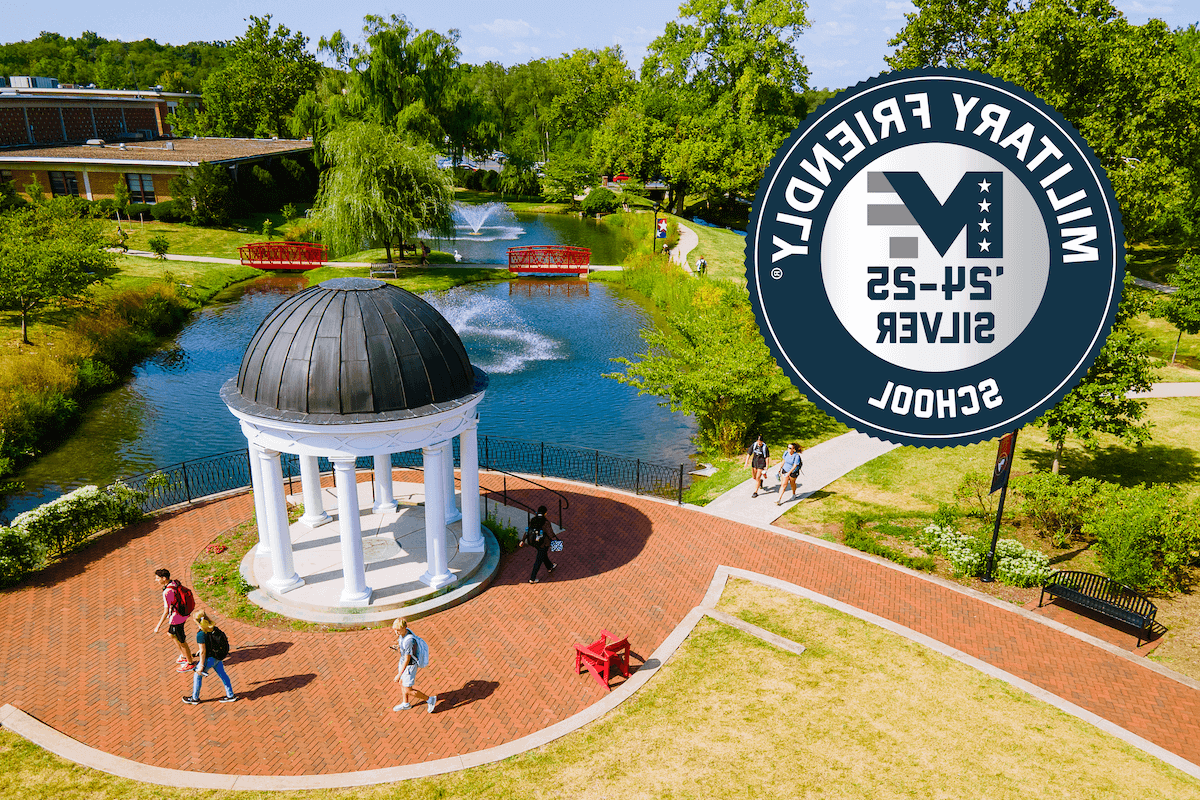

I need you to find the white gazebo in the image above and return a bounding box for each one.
[221,277,490,611]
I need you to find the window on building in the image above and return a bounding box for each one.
[126,173,156,204]
[48,171,79,197]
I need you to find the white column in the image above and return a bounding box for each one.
[298,454,330,526]
[257,446,302,594]
[420,442,454,589]
[247,441,270,556]
[443,438,462,523]
[373,453,398,514]
[332,457,372,605]
[459,421,485,552]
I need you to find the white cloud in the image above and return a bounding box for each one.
[474,18,539,39]
[508,41,543,58]
[884,0,914,19]
[820,20,858,37]
[473,45,504,60]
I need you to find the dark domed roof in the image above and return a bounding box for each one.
[231,278,481,418]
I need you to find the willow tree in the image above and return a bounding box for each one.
[310,121,454,262]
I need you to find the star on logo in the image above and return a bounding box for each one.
[978,199,991,212]
[979,239,992,252]
[979,219,991,232]
[978,179,992,193]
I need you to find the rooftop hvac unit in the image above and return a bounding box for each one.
[139,128,155,141]
[10,76,59,88]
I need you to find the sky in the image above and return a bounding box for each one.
[4,0,1197,91]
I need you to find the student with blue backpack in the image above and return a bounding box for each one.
[391,618,435,713]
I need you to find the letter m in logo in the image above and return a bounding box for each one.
[867,172,1003,259]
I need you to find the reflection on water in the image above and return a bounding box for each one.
[6,271,695,517]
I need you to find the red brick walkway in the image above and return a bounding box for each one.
[2,479,1199,776]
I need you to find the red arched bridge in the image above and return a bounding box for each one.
[239,241,328,271]
[507,245,591,276]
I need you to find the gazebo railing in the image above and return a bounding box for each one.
[117,436,689,515]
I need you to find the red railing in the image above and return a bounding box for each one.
[507,245,591,273]
[238,241,328,270]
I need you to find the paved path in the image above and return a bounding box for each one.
[4,471,1200,780]
[703,431,900,527]
[1131,382,1200,398]
[671,222,699,273]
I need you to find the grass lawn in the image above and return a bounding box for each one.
[304,265,510,293]
[2,578,1195,798]
[105,256,261,302]
[1130,308,1200,374]
[686,221,749,285]
[1127,238,1193,285]
[112,216,284,260]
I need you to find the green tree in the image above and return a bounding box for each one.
[0,201,117,344]
[147,234,169,259]
[199,16,320,138]
[547,47,635,140]
[641,0,811,212]
[169,162,234,227]
[889,0,1200,242]
[609,282,792,454]
[1156,253,1200,364]
[541,144,597,210]
[309,121,454,262]
[1035,278,1157,473]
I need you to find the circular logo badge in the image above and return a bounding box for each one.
[747,69,1124,447]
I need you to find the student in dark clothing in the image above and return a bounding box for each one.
[520,505,557,583]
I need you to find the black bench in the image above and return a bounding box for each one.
[1039,570,1158,646]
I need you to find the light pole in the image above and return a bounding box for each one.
[652,202,661,254]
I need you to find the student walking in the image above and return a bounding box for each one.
[182,611,237,704]
[153,568,197,672]
[744,435,771,498]
[520,505,557,583]
[391,618,435,713]
[776,443,804,505]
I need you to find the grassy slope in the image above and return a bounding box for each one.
[1,579,1195,799]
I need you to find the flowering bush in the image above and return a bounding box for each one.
[918,523,985,577]
[993,538,1052,587]
[919,523,1052,586]
[0,526,46,587]
[12,481,146,556]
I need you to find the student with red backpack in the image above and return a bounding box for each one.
[153,568,197,672]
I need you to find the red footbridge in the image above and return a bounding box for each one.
[507,245,591,276]
[238,241,328,271]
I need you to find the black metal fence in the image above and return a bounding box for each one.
[120,436,688,515]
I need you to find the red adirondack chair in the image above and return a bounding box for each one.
[574,630,631,691]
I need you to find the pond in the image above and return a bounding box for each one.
[5,272,696,518]
[438,203,636,265]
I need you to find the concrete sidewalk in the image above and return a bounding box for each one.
[700,431,899,527]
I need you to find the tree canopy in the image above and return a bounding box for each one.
[889,0,1200,241]
[309,121,454,261]
[0,200,117,344]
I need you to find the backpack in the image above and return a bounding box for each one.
[525,517,549,547]
[205,626,230,661]
[406,632,430,668]
[168,580,195,618]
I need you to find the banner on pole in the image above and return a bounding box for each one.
[990,431,1018,495]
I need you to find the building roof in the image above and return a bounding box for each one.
[0,137,313,167]
[226,278,485,424]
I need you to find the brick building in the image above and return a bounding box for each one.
[0,87,312,203]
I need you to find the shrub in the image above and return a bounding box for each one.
[918,523,987,577]
[481,169,500,192]
[992,538,1052,587]
[0,527,45,587]
[931,502,960,529]
[582,187,620,216]
[283,219,319,243]
[842,516,936,572]
[1084,483,1200,594]
[281,202,299,221]
[126,202,153,219]
[484,513,522,553]
[954,469,997,519]
[149,200,180,222]
[464,169,484,191]
[1013,472,1102,547]
[90,198,117,217]
[12,481,146,557]
[148,234,170,259]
